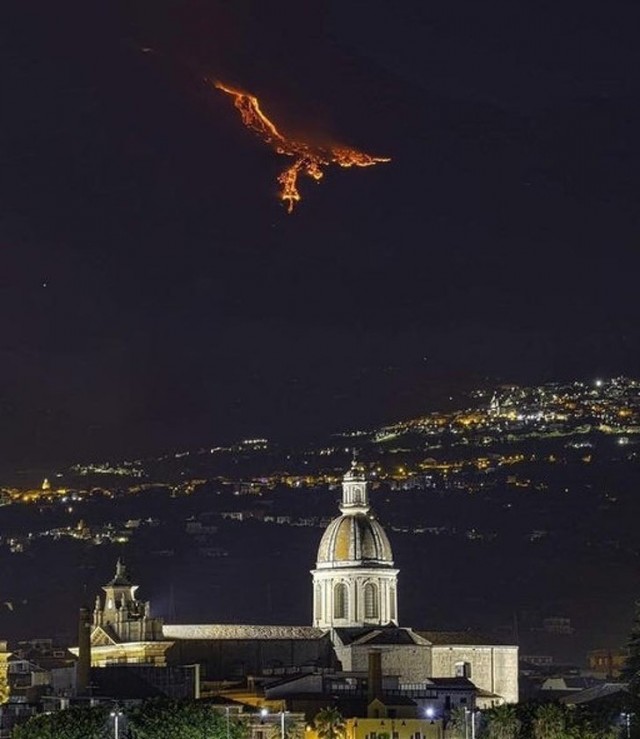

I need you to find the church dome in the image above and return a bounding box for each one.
[316,513,394,567]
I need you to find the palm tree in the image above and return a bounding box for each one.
[484,704,521,739]
[531,703,567,739]
[314,707,346,739]
[445,707,467,739]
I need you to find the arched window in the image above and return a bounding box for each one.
[314,584,322,621]
[364,582,379,619]
[334,582,349,619]
[389,586,397,621]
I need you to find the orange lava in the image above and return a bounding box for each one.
[214,81,390,212]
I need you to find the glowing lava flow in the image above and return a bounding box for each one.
[214,81,390,212]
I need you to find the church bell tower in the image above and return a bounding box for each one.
[93,559,163,642]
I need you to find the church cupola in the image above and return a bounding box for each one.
[311,460,399,630]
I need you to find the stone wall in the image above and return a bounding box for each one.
[430,645,518,703]
[346,644,433,684]
[335,640,517,704]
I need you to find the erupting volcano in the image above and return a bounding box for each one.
[214,81,390,213]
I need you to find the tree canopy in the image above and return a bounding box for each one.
[314,707,346,739]
[127,699,247,739]
[12,705,111,739]
[13,700,249,739]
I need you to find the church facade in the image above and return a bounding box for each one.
[80,462,518,704]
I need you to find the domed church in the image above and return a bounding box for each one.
[79,463,519,705]
[312,459,398,628]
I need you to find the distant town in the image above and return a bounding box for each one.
[2,376,639,557]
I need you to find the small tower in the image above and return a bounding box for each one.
[339,456,369,513]
[93,559,163,642]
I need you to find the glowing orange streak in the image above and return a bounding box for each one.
[214,80,390,212]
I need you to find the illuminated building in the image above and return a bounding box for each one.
[75,465,518,705]
[81,560,172,667]
[312,459,398,628]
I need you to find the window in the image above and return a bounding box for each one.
[455,661,472,678]
[334,583,349,619]
[389,587,397,621]
[364,583,379,619]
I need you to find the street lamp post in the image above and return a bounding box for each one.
[280,708,291,739]
[110,707,123,739]
[260,706,289,739]
[621,712,633,739]
[260,707,269,739]
[225,705,231,739]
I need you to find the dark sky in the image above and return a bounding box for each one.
[2,0,640,468]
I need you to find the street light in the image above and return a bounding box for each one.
[259,707,289,739]
[278,706,291,739]
[225,705,231,739]
[110,707,123,739]
[621,712,633,739]
[463,708,481,739]
[425,707,435,722]
[463,708,479,739]
[424,707,443,739]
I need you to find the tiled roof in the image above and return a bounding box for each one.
[561,682,627,705]
[334,627,428,646]
[317,514,393,566]
[417,631,517,647]
[427,677,475,688]
[163,624,327,640]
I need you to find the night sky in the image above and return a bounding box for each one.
[2,0,640,468]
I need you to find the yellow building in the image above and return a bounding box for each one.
[306,716,443,739]
[0,642,10,704]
